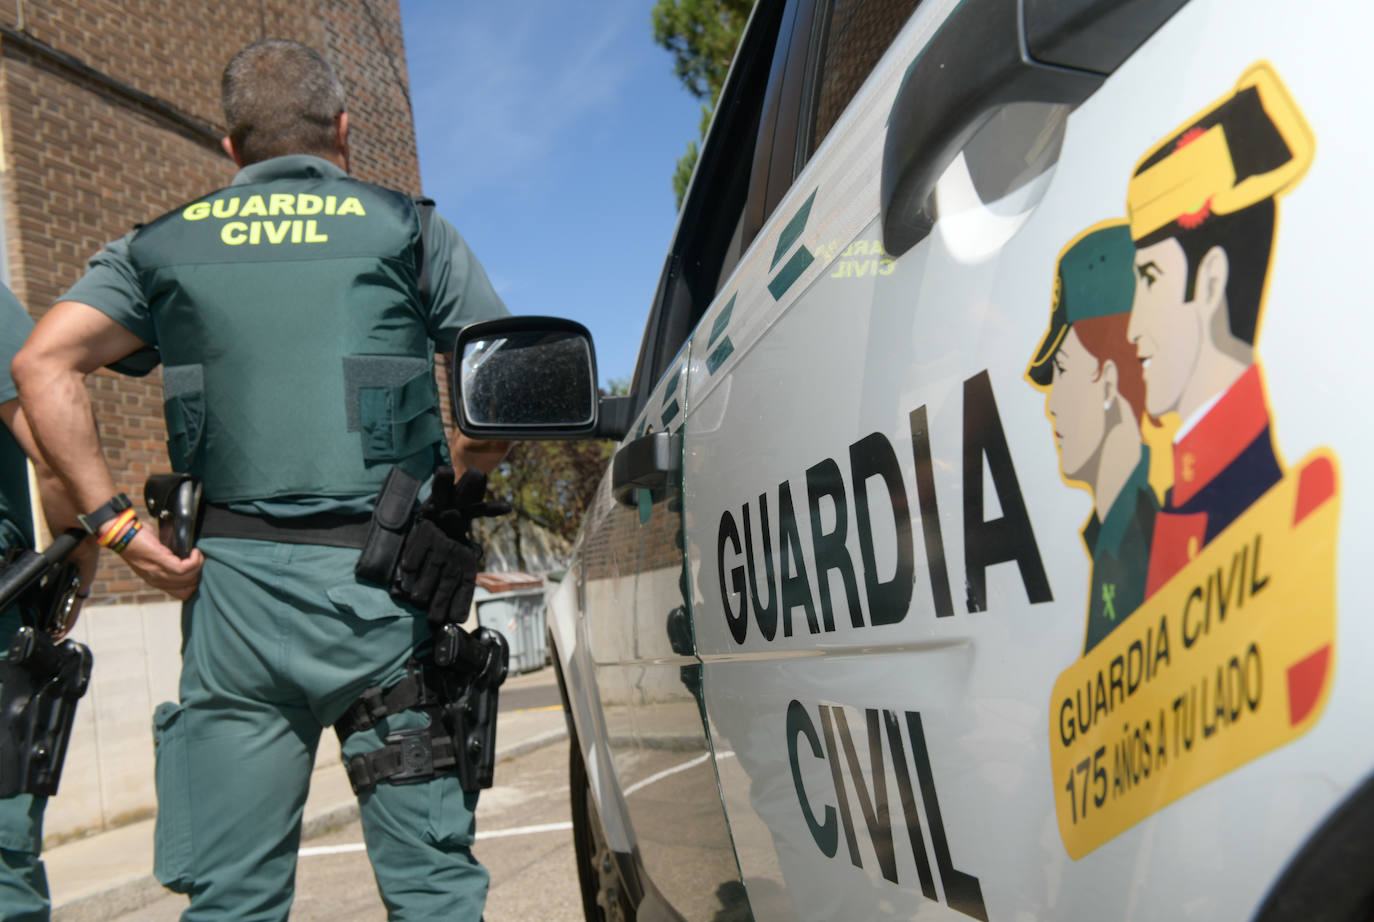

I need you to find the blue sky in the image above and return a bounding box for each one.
[399,0,704,385]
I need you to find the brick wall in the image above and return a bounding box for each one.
[0,0,423,602]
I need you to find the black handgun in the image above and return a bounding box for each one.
[0,625,92,796]
[0,529,84,635]
[434,624,509,792]
[0,528,93,796]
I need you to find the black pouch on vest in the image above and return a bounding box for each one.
[355,466,423,585]
[144,473,204,559]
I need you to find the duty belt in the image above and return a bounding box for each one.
[198,505,372,549]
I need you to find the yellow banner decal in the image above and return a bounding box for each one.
[1048,450,1339,858]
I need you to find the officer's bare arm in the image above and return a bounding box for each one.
[12,300,203,599]
[450,433,511,479]
[12,302,143,512]
[437,351,510,477]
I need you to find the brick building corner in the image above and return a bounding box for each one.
[0,0,423,602]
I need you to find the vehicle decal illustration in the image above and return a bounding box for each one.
[1029,62,1339,858]
[1027,219,1158,656]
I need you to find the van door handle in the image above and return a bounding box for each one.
[881,0,1188,257]
[611,431,682,507]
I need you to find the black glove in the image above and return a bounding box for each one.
[425,467,511,542]
[392,467,510,624]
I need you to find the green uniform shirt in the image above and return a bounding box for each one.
[61,155,509,517]
[0,288,34,552]
[1080,447,1158,654]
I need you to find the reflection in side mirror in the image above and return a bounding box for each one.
[452,316,600,439]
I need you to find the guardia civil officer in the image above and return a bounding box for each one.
[13,40,510,920]
[0,288,95,920]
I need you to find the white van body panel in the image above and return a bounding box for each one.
[671,1,1374,919]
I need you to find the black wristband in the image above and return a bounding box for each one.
[77,493,133,536]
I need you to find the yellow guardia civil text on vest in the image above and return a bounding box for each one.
[128,174,446,503]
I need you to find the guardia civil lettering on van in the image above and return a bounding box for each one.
[716,371,1052,643]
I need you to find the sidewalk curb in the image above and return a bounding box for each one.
[496,727,569,764]
[52,727,569,922]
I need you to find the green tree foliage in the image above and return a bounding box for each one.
[482,439,612,571]
[652,0,756,207]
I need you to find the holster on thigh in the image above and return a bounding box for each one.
[335,628,509,796]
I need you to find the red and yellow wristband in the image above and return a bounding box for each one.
[98,510,142,551]
[79,493,142,554]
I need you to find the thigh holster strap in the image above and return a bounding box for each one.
[335,665,460,794]
[334,670,437,743]
[345,717,459,794]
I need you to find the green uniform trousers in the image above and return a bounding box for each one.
[153,538,486,922]
[0,573,51,921]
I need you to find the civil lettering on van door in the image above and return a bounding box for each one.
[787,699,988,922]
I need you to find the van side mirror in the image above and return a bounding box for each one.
[452,316,615,440]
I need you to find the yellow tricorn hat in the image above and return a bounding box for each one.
[1127,62,1314,243]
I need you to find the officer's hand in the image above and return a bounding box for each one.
[120,527,203,600]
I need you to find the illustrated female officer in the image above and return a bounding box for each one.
[1028,221,1157,654]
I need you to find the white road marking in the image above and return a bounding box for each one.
[624,752,710,796]
[298,751,739,859]
[623,749,734,798]
[298,821,574,858]
[478,821,572,839]
[299,843,367,858]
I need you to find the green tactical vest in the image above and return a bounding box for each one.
[128,173,446,504]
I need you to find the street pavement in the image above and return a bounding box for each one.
[47,665,570,922]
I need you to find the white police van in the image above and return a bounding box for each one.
[452,0,1373,918]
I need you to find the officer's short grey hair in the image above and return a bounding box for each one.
[221,39,347,165]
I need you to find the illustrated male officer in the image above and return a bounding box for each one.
[14,40,510,920]
[1028,222,1157,653]
[1123,63,1313,595]
[0,288,94,921]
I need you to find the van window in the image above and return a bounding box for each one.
[808,0,921,155]
[630,0,792,403]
